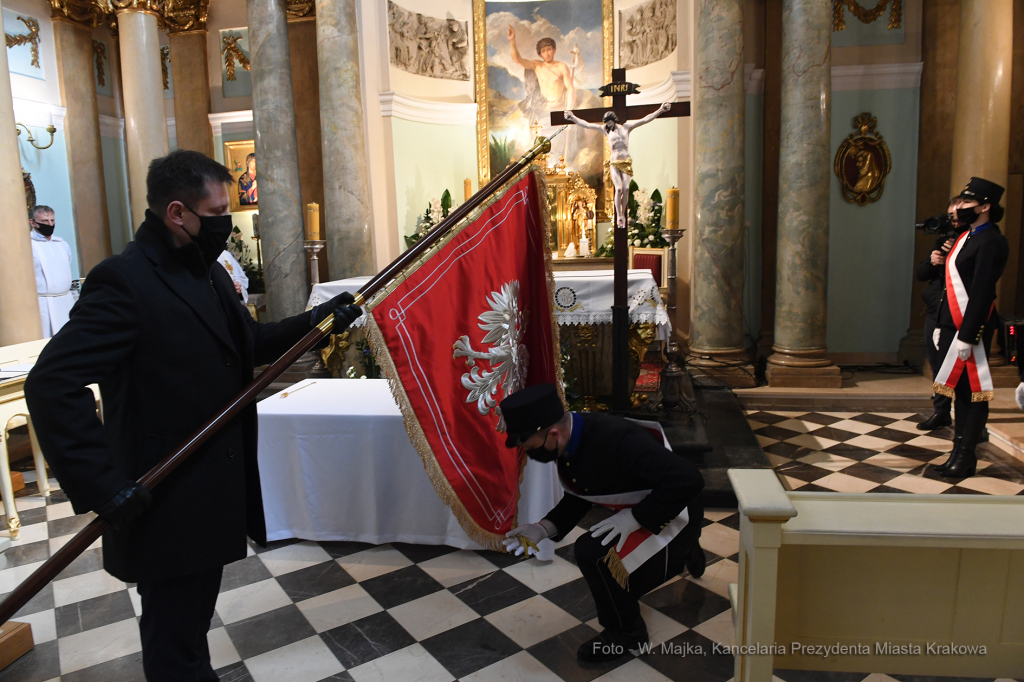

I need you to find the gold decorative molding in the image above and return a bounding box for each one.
[285,0,314,21]
[92,39,106,85]
[160,44,170,89]
[221,34,249,81]
[472,0,488,189]
[833,0,902,31]
[5,16,41,69]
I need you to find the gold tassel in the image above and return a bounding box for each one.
[932,382,955,398]
[603,546,630,590]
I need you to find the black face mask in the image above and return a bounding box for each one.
[181,204,233,267]
[956,205,980,225]
[34,223,55,237]
[526,443,558,463]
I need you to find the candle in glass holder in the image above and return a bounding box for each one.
[666,187,679,230]
[306,203,320,241]
[464,178,472,201]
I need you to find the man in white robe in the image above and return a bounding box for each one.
[29,206,75,338]
[217,249,249,303]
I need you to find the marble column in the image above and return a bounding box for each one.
[766,0,841,388]
[247,0,308,321]
[950,0,1014,370]
[315,0,374,279]
[117,8,169,230]
[52,17,111,273]
[0,0,43,344]
[169,30,214,156]
[689,0,754,387]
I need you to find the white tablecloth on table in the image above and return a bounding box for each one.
[305,269,670,340]
[257,378,563,549]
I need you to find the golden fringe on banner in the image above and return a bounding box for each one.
[365,167,564,551]
[932,382,994,403]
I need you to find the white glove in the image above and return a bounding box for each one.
[503,522,550,557]
[590,509,642,553]
[933,328,941,350]
[955,338,972,361]
[1015,382,1024,411]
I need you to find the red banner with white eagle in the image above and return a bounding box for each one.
[364,168,561,549]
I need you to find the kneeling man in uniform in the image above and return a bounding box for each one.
[499,384,705,664]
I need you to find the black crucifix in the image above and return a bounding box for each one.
[551,68,690,413]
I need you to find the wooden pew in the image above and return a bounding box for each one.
[729,469,1024,680]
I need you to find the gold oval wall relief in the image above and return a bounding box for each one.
[834,112,892,206]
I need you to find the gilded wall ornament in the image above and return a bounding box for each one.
[833,0,901,32]
[5,16,41,69]
[160,45,170,90]
[222,34,250,81]
[834,112,891,206]
[92,40,107,86]
[285,0,314,20]
[50,0,108,29]
[23,170,36,214]
[163,0,208,33]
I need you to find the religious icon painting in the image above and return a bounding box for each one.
[834,112,892,206]
[474,0,611,190]
[224,141,258,212]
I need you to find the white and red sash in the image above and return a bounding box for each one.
[933,230,994,402]
[562,419,689,590]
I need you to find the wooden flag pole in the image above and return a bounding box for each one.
[0,134,557,625]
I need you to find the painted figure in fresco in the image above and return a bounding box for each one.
[507,25,576,125]
[238,153,257,206]
[564,102,671,228]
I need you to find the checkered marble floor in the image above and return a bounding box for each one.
[0,465,1019,681]
[747,410,1024,496]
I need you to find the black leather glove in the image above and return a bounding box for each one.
[95,482,152,531]
[311,292,363,334]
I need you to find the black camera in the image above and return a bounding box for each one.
[916,213,958,241]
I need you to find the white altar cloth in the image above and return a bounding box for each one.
[305,269,670,339]
[257,378,563,549]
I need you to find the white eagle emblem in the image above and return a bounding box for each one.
[453,281,529,432]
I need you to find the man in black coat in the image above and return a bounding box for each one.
[914,198,965,431]
[930,177,1009,478]
[24,150,361,681]
[498,384,705,664]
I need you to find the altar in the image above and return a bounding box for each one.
[257,378,562,550]
[306,268,670,401]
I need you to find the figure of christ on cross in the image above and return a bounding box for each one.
[563,102,672,229]
[551,68,690,412]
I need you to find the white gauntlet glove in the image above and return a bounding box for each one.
[933,328,941,350]
[589,509,642,553]
[1015,382,1024,411]
[955,338,972,361]
[503,522,550,557]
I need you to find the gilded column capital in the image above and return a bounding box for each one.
[164,0,208,33]
[285,0,314,21]
[49,0,109,28]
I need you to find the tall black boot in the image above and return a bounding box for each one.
[931,436,962,476]
[940,401,987,479]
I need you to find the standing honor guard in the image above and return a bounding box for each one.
[25,150,362,681]
[499,384,705,664]
[930,177,1009,478]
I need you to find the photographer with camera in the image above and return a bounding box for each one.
[930,177,1009,479]
[915,197,967,430]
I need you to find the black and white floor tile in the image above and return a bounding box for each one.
[746,410,1024,496]
[0,417,1021,682]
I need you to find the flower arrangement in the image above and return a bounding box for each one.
[227,225,264,293]
[406,189,452,249]
[595,180,668,257]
